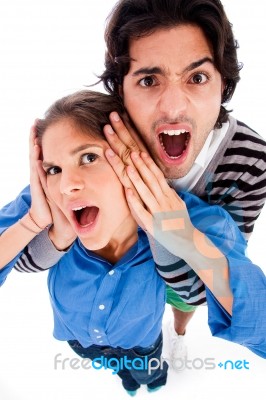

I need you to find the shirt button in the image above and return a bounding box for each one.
[99,304,105,310]
[94,329,99,333]
[99,340,103,343]
[96,335,102,339]
[109,270,115,275]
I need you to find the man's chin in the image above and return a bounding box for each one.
[159,162,192,180]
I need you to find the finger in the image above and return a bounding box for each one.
[130,152,167,205]
[139,152,171,193]
[37,160,49,196]
[139,152,186,209]
[110,112,146,152]
[103,124,134,166]
[126,188,153,234]
[105,148,134,189]
[126,165,160,213]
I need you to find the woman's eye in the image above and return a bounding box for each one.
[189,73,209,84]
[81,153,99,164]
[46,166,61,176]
[139,76,156,87]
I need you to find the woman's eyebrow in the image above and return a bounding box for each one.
[69,144,102,156]
[42,144,103,168]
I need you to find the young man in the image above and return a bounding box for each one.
[98,0,266,368]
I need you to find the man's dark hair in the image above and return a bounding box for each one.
[100,0,242,127]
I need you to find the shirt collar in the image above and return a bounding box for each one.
[193,130,214,168]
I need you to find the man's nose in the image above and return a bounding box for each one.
[60,170,85,195]
[158,83,188,117]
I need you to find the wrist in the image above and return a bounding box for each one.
[19,212,44,234]
[48,226,74,251]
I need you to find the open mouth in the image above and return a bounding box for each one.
[72,206,99,228]
[159,129,190,159]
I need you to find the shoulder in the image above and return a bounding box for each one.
[226,117,266,159]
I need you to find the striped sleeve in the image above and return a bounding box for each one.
[147,233,207,305]
[14,229,67,273]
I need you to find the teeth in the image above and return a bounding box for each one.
[162,129,187,136]
[72,206,87,211]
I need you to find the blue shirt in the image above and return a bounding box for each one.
[0,185,266,357]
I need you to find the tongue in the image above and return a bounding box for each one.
[79,206,99,226]
[162,134,187,157]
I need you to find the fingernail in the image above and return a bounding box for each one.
[111,112,120,122]
[141,152,148,158]
[126,188,133,197]
[106,149,115,157]
[105,124,114,135]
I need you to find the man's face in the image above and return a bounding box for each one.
[122,24,224,179]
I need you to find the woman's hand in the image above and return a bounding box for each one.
[30,124,76,250]
[29,124,53,228]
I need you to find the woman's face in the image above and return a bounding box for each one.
[41,118,133,251]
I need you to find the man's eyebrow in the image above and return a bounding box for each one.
[132,66,163,77]
[183,57,214,73]
[132,57,214,77]
[42,144,102,168]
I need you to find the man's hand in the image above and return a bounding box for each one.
[123,151,196,257]
[104,112,148,194]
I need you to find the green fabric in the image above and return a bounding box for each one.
[166,286,197,312]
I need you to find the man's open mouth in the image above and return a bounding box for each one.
[159,129,190,159]
[72,206,99,228]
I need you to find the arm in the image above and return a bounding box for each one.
[123,151,266,358]
[120,151,233,314]
[102,115,213,306]
[0,126,75,280]
[0,212,44,270]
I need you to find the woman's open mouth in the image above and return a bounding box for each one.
[72,205,99,232]
[158,129,190,160]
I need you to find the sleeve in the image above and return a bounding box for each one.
[200,208,266,359]
[206,256,266,359]
[0,185,31,285]
[147,232,207,306]
[148,192,266,358]
[14,229,68,273]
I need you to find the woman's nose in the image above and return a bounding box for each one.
[60,170,85,195]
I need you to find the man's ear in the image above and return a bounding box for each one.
[221,77,228,103]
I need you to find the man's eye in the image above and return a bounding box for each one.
[189,73,209,84]
[139,76,156,87]
[81,153,98,164]
[46,166,61,175]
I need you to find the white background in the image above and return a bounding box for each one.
[0,1,265,399]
